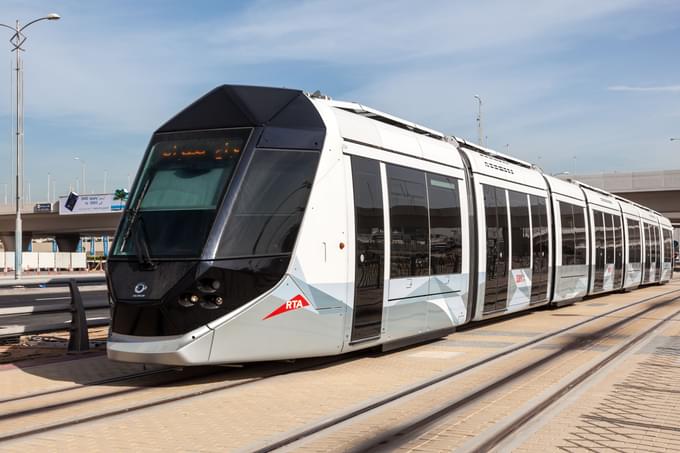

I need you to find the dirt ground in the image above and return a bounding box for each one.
[0,327,108,365]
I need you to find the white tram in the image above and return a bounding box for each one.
[106,85,674,365]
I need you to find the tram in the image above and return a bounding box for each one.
[106,85,674,365]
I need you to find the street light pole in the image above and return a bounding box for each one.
[0,13,60,279]
[474,95,483,146]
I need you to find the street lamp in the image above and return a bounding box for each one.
[74,157,86,193]
[474,95,483,146]
[0,13,61,279]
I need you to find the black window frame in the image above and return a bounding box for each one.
[509,190,531,269]
[426,173,463,275]
[386,164,430,279]
[627,218,641,264]
[217,148,321,259]
[559,201,586,265]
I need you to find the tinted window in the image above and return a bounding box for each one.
[613,215,623,287]
[427,174,462,275]
[643,223,652,282]
[573,206,587,265]
[605,213,614,263]
[560,202,575,265]
[509,191,531,269]
[387,165,429,278]
[654,226,661,269]
[351,156,385,342]
[483,185,509,312]
[627,219,641,263]
[593,210,605,290]
[530,196,549,303]
[114,129,250,258]
[218,149,319,257]
[663,229,672,263]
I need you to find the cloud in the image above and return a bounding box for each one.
[0,0,678,198]
[211,0,651,65]
[607,85,680,92]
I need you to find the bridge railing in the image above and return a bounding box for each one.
[0,276,108,353]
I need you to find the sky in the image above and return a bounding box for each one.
[0,0,679,203]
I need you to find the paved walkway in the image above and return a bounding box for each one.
[0,279,677,452]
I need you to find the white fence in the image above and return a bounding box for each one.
[0,252,88,271]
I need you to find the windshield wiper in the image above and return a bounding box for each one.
[118,177,154,266]
[132,217,157,270]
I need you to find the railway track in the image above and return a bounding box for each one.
[0,353,355,444]
[1,284,678,449]
[253,286,680,452]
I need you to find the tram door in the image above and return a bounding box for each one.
[613,216,623,289]
[593,211,605,291]
[483,185,509,313]
[350,156,384,343]
[530,196,549,303]
[654,226,661,279]
[643,224,651,283]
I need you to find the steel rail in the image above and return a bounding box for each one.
[252,287,680,452]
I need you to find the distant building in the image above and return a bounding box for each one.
[558,169,680,242]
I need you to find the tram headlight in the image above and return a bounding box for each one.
[199,295,223,310]
[196,278,221,293]
[178,293,200,307]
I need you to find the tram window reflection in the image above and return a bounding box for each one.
[387,164,429,278]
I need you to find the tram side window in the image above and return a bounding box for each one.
[218,149,320,257]
[559,201,575,265]
[573,206,587,264]
[426,174,462,275]
[663,229,672,263]
[387,164,429,278]
[509,191,531,269]
[644,224,652,263]
[654,226,661,265]
[627,219,641,263]
[605,213,614,263]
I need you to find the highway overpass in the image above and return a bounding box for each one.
[0,209,121,252]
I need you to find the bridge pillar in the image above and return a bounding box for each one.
[0,234,32,252]
[55,234,80,252]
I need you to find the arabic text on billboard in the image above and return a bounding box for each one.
[58,194,125,215]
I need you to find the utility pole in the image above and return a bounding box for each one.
[474,95,483,146]
[47,172,50,202]
[0,13,61,278]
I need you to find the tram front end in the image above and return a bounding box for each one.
[106,85,328,365]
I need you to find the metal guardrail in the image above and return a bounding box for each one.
[0,276,108,353]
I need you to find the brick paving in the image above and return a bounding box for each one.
[0,280,677,452]
[292,284,680,452]
[505,302,680,453]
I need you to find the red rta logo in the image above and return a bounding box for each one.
[263,294,311,320]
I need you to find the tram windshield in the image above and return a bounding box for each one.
[112,129,251,259]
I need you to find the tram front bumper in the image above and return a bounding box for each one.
[107,327,214,366]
